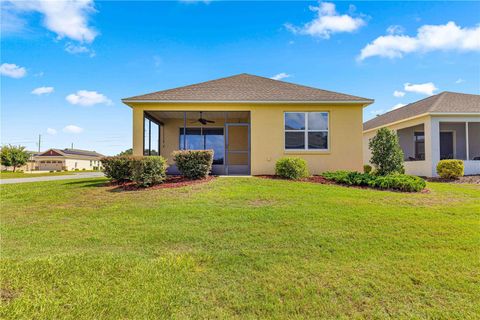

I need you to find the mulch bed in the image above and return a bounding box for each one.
[108,176,215,191]
[426,175,480,184]
[256,175,431,193]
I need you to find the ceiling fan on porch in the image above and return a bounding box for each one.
[190,112,215,125]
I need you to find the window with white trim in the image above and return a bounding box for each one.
[284,112,329,150]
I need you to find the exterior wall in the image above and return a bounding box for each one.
[64,158,100,170]
[131,103,366,175]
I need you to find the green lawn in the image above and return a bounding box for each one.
[1,177,479,319]
[0,171,74,179]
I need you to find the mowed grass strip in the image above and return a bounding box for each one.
[1,177,479,319]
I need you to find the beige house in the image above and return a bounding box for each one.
[123,74,373,175]
[363,92,480,177]
[34,148,104,171]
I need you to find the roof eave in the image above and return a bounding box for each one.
[122,99,374,106]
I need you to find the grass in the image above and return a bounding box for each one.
[0,171,74,179]
[1,177,479,319]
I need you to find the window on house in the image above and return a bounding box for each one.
[414,132,425,160]
[284,112,329,150]
[179,127,224,164]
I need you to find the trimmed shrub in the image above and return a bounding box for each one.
[436,159,464,179]
[131,156,168,187]
[368,128,404,175]
[101,156,134,182]
[275,157,309,180]
[172,150,213,179]
[363,164,372,174]
[323,170,426,192]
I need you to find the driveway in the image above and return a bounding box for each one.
[0,172,105,184]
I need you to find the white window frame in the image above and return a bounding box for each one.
[284,112,329,151]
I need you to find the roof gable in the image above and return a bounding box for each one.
[38,149,64,157]
[123,73,373,103]
[363,91,480,131]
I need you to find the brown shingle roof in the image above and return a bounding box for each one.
[123,73,373,103]
[363,91,480,131]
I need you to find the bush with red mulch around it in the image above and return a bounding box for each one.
[107,175,215,191]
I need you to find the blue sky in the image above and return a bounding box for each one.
[1,1,479,155]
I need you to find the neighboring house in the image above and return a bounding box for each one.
[122,73,373,175]
[363,92,480,177]
[34,148,104,171]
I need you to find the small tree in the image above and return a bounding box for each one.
[368,128,404,176]
[1,145,30,172]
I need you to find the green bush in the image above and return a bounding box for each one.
[131,156,168,187]
[436,159,464,179]
[275,157,309,180]
[363,164,372,174]
[101,156,134,182]
[368,128,404,175]
[172,150,213,179]
[323,171,425,192]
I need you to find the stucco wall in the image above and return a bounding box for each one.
[131,103,366,175]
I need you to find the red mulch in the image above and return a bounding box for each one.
[256,175,430,193]
[108,176,215,191]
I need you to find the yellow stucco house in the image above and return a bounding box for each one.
[122,74,373,175]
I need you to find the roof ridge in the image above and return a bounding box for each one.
[122,74,247,101]
[429,91,448,112]
[241,74,371,101]
[364,93,441,125]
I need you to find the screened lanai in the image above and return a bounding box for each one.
[143,111,250,175]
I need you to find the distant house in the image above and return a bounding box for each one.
[363,92,480,177]
[34,148,104,171]
[122,73,373,175]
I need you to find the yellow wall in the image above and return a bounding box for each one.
[130,103,366,175]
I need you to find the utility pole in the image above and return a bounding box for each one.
[38,134,41,152]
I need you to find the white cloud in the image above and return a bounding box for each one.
[32,86,54,95]
[66,90,112,106]
[359,21,480,60]
[391,103,406,110]
[404,82,438,96]
[7,0,97,43]
[455,78,465,84]
[65,43,95,56]
[63,125,83,134]
[0,63,27,78]
[271,73,291,80]
[47,128,57,135]
[285,1,366,39]
[386,25,405,35]
[393,90,405,97]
